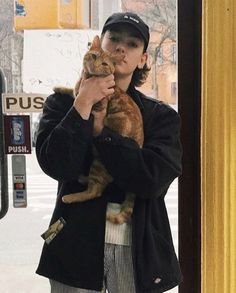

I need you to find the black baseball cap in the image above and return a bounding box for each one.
[102,12,150,51]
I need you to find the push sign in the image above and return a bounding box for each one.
[4,115,31,154]
[12,155,27,208]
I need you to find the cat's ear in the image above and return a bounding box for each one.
[90,35,101,50]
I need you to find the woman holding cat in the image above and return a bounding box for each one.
[36,12,182,293]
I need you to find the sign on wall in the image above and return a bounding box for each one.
[2,93,47,113]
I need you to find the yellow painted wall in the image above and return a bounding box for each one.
[14,0,90,30]
[201,0,236,292]
[14,0,58,30]
[58,0,78,28]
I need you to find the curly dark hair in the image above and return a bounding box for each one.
[101,24,150,87]
[131,63,150,87]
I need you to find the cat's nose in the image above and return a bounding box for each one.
[116,46,125,54]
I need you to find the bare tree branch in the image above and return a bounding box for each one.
[121,0,176,100]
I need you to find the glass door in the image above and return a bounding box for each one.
[0,1,180,292]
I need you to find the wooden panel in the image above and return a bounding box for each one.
[201,0,236,292]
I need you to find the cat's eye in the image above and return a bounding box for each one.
[102,62,108,66]
[91,54,97,60]
[109,36,119,43]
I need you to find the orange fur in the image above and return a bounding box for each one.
[62,36,144,224]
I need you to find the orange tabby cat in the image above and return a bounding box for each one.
[57,35,144,224]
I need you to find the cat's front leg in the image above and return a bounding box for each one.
[62,159,113,204]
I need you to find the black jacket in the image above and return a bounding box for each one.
[36,85,183,293]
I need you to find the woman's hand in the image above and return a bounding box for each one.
[73,74,115,120]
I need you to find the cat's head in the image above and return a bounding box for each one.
[83,35,124,76]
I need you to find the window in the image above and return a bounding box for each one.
[171,81,177,97]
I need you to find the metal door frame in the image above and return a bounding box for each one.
[0,68,9,219]
[178,0,202,292]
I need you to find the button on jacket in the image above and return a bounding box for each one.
[36,85,183,293]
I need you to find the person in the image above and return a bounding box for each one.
[35,12,183,293]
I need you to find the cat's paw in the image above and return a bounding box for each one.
[106,212,131,225]
[62,194,75,204]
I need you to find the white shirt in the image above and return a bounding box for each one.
[105,203,132,246]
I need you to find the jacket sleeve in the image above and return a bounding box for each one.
[93,103,182,199]
[36,93,94,181]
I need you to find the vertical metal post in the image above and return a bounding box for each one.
[0,68,9,219]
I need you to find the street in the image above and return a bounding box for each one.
[0,150,178,293]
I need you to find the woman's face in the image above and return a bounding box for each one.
[101,26,147,80]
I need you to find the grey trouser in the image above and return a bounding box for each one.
[50,243,136,293]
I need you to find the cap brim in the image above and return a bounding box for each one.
[102,20,149,49]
